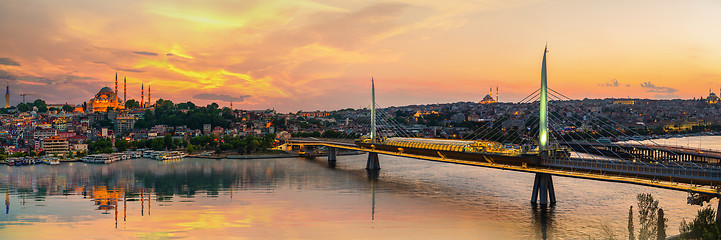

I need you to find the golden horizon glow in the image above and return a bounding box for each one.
[0,0,719,112]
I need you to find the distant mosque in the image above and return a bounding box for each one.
[87,73,154,113]
[87,73,125,112]
[707,88,720,104]
[479,86,498,104]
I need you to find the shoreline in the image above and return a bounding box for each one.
[196,150,365,160]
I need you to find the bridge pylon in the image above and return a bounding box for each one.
[532,46,555,205]
[328,147,337,162]
[366,152,380,170]
[531,173,556,205]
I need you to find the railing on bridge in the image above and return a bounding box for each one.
[543,157,721,180]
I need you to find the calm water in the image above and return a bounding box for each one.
[1,137,720,239]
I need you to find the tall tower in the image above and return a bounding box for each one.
[539,45,549,152]
[4,83,9,108]
[148,85,151,107]
[123,76,127,103]
[115,72,118,95]
[141,83,144,108]
[496,86,499,102]
[370,77,376,143]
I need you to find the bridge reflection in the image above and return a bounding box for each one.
[532,203,555,240]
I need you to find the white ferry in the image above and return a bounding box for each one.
[123,151,141,158]
[142,150,156,158]
[153,151,187,160]
[82,154,121,164]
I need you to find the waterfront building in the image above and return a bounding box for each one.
[41,136,69,155]
[70,143,88,152]
[115,113,136,133]
[203,124,211,134]
[33,128,57,140]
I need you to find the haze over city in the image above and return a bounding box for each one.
[1,0,720,112]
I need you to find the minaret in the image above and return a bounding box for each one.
[230,101,233,110]
[4,83,9,108]
[115,72,118,95]
[123,76,127,103]
[141,83,144,108]
[496,86,499,102]
[148,85,151,107]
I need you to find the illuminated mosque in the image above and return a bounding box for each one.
[479,86,498,104]
[707,88,720,104]
[87,73,126,112]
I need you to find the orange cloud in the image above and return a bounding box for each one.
[0,0,720,111]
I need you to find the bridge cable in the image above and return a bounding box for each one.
[548,89,697,170]
[375,105,415,139]
[378,106,417,138]
[518,88,541,104]
[466,102,539,142]
[547,91,693,171]
[544,95,636,162]
[547,112,610,164]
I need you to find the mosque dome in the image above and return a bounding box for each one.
[99,87,114,93]
[479,94,497,104]
[88,85,124,112]
[708,92,719,104]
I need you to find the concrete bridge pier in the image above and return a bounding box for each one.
[531,173,556,205]
[328,147,337,163]
[366,152,380,170]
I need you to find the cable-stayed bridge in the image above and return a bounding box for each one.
[285,46,721,218]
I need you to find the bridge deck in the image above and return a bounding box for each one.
[288,140,721,195]
[559,141,721,164]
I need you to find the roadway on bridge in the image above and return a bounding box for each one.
[289,140,721,195]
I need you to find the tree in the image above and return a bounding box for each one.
[637,193,659,240]
[680,207,720,239]
[125,99,140,108]
[151,138,165,151]
[62,104,74,112]
[163,134,174,149]
[186,101,196,109]
[246,139,259,154]
[155,99,174,110]
[656,208,666,240]
[116,139,129,152]
[17,103,30,112]
[95,118,114,129]
[186,144,195,154]
[629,206,635,240]
[32,99,47,112]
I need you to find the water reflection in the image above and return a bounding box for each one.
[531,203,555,240]
[367,169,379,222]
[0,153,711,239]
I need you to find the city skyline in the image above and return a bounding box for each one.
[0,0,720,112]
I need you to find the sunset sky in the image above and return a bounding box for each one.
[0,0,719,112]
